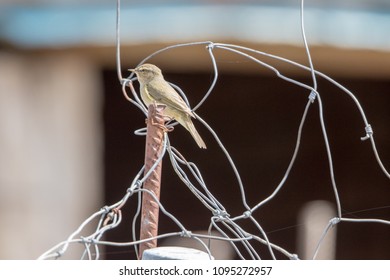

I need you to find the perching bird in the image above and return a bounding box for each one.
[129,63,207,149]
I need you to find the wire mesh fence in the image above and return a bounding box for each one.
[38,0,390,260]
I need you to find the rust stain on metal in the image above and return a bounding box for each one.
[138,104,166,259]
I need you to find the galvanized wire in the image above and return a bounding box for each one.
[37,0,389,260]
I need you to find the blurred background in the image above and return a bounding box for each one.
[0,0,389,259]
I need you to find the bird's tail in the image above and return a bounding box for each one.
[179,115,207,149]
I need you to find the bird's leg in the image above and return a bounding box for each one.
[144,102,173,132]
[145,118,173,133]
[153,101,167,112]
[145,114,173,133]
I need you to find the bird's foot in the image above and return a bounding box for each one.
[145,118,174,132]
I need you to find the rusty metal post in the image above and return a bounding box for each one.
[138,104,166,259]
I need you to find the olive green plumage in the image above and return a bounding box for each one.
[130,63,206,149]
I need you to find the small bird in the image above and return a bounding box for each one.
[129,63,207,149]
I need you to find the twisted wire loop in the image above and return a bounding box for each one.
[37,0,389,260]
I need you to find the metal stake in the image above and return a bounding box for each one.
[139,104,166,259]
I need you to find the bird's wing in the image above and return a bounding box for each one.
[146,79,194,117]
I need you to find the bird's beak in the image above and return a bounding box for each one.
[128,69,135,72]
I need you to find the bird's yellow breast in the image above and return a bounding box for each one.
[140,83,183,121]
[140,84,154,107]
